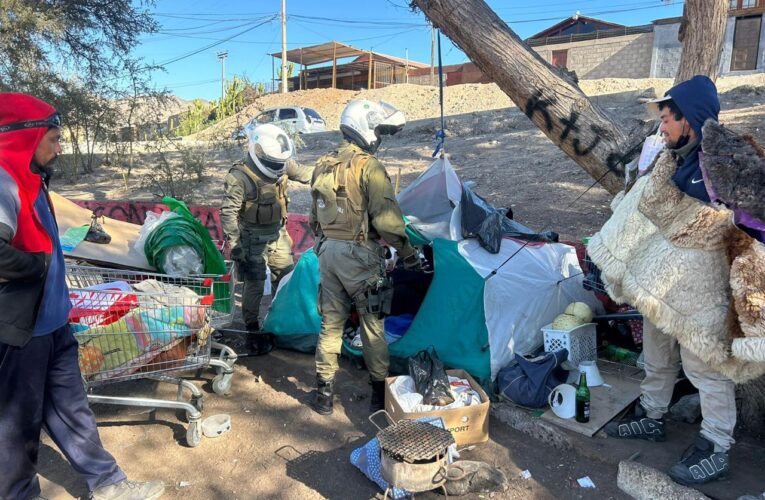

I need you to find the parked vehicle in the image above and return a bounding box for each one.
[232,106,326,139]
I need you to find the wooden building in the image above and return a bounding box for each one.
[270,41,429,91]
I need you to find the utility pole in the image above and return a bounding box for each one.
[217,50,228,114]
[281,0,288,93]
[430,25,435,86]
[405,48,409,84]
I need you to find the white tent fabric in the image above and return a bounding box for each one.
[458,239,602,380]
[397,157,462,241]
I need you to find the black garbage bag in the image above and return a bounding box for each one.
[478,211,503,254]
[460,185,559,254]
[408,348,455,406]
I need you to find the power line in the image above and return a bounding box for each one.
[504,2,684,24]
[494,0,670,13]
[147,25,427,46]
[157,15,277,66]
[169,78,220,89]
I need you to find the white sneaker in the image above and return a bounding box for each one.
[91,479,165,500]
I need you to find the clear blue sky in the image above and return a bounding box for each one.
[135,0,685,101]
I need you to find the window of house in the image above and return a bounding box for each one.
[552,49,568,69]
[731,15,762,71]
[731,0,761,8]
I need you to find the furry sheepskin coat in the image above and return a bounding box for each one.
[587,122,765,384]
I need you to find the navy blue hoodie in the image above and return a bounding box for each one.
[663,75,720,202]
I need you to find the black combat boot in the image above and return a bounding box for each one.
[370,380,386,413]
[247,322,274,356]
[313,377,334,415]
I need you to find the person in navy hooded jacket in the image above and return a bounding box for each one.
[605,76,737,486]
[0,93,164,500]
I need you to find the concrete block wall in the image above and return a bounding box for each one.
[719,17,736,75]
[757,15,765,71]
[651,23,682,78]
[532,33,654,79]
[654,15,765,78]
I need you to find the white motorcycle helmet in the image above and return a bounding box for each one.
[245,123,295,179]
[339,100,406,153]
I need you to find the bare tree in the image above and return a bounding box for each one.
[676,0,729,84]
[410,0,727,194]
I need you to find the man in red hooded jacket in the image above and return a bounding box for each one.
[0,93,164,500]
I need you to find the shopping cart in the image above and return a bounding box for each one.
[67,263,239,394]
[66,264,237,446]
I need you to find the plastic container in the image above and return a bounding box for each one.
[542,322,597,368]
[549,384,576,419]
[578,360,604,387]
[202,414,231,438]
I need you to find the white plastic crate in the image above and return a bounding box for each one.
[542,322,597,367]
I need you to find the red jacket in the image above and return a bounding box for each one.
[0,93,58,346]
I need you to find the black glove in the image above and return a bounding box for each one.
[402,252,424,272]
[230,245,246,264]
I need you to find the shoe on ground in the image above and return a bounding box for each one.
[604,415,666,442]
[248,332,274,356]
[91,479,165,500]
[312,377,334,415]
[668,435,729,485]
[369,379,385,413]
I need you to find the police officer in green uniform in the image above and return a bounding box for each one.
[310,100,423,415]
[220,123,312,354]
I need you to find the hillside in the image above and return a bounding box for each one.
[189,74,765,140]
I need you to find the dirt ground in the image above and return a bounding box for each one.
[38,339,765,499]
[41,76,765,498]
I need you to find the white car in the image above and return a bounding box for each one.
[233,106,327,139]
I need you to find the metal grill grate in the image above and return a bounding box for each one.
[377,420,454,462]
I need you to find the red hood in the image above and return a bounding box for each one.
[0,93,57,253]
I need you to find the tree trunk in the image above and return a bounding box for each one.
[410,0,649,195]
[675,0,728,84]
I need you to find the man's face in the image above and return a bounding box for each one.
[32,128,62,171]
[658,108,690,149]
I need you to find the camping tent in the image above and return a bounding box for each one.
[263,158,600,383]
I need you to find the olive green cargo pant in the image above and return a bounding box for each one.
[315,239,388,382]
[239,226,294,328]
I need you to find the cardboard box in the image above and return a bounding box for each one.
[384,369,490,446]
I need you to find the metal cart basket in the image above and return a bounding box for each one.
[66,264,237,446]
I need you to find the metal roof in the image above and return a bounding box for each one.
[271,41,427,68]
[271,41,367,66]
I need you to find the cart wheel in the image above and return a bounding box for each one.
[192,395,204,412]
[212,373,233,396]
[186,421,202,447]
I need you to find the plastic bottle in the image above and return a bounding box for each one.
[606,345,638,364]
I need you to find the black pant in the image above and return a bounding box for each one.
[0,325,125,499]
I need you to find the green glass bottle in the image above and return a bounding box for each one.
[575,372,590,423]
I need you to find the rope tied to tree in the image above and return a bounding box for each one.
[432,28,446,158]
